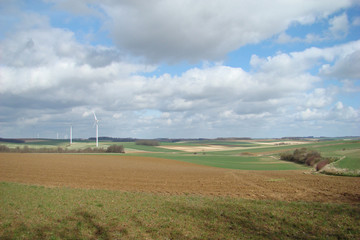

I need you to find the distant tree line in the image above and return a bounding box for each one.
[0,144,124,154]
[216,137,252,140]
[281,136,314,140]
[0,138,25,143]
[280,148,335,171]
[89,137,138,142]
[88,137,256,143]
[135,140,160,146]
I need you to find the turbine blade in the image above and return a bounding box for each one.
[93,112,97,121]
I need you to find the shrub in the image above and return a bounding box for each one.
[293,148,308,164]
[305,151,322,166]
[280,152,294,161]
[0,145,10,152]
[316,159,330,171]
[305,156,317,166]
[106,145,125,153]
[307,150,321,159]
[21,146,31,153]
[280,148,326,168]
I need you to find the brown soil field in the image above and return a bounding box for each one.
[1,153,359,204]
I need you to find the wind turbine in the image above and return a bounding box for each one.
[93,112,99,147]
[70,125,72,145]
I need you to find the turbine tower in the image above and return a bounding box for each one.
[70,125,72,145]
[93,112,99,147]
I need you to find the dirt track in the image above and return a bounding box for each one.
[1,153,359,204]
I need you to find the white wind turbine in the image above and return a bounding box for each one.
[93,112,99,147]
[70,125,72,145]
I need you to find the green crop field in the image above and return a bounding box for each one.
[129,153,307,170]
[334,150,360,169]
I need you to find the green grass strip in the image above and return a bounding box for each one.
[127,153,307,170]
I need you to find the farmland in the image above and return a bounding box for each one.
[1,138,360,239]
[1,152,359,202]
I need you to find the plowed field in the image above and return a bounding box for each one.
[1,153,359,203]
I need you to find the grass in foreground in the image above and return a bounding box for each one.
[1,182,359,240]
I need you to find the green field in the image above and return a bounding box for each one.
[334,150,360,169]
[1,182,359,240]
[129,153,306,170]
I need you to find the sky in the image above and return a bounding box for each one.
[0,0,360,139]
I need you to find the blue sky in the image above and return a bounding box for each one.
[0,0,359,139]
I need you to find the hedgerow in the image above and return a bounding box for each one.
[0,144,125,154]
[280,148,335,171]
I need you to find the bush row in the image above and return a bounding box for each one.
[105,145,125,153]
[0,144,125,154]
[280,148,334,171]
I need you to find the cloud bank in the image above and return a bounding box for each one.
[0,1,359,138]
[48,0,356,62]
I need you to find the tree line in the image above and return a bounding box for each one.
[280,148,335,171]
[0,145,125,153]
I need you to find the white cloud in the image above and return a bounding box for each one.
[0,15,155,97]
[297,102,359,122]
[3,34,359,135]
[329,102,359,120]
[1,6,360,138]
[320,50,360,80]
[297,108,325,120]
[275,32,302,44]
[276,12,352,44]
[353,16,360,26]
[341,79,360,92]
[328,13,349,38]
[305,88,334,108]
[47,0,355,63]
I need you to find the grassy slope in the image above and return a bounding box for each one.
[312,141,360,170]
[1,182,359,240]
[334,150,360,169]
